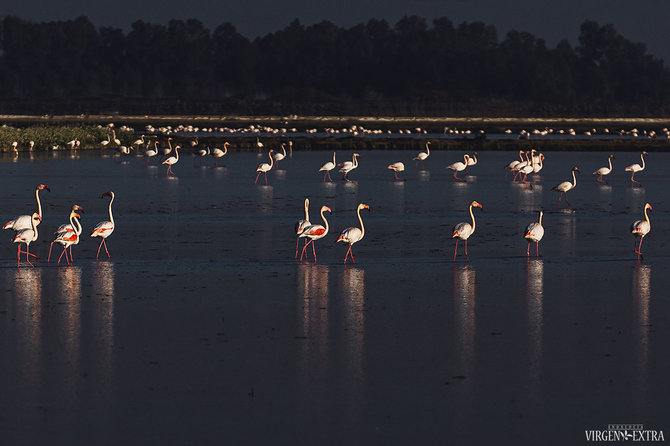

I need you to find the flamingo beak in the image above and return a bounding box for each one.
[40,184,51,192]
[363,204,371,210]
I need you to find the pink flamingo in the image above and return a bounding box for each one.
[631,203,652,258]
[299,205,331,262]
[524,211,545,257]
[3,184,50,231]
[255,150,275,185]
[294,198,311,258]
[13,213,41,267]
[91,191,115,260]
[336,203,370,264]
[48,204,84,262]
[452,201,483,261]
[52,209,82,266]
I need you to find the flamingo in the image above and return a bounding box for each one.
[161,137,174,156]
[51,208,82,266]
[294,198,311,258]
[10,141,18,154]
[13,213,41,267]
[512,150,534,181]
[532,153,545,175]
[624,151,647,186]
[631,203,652,258]
[91,191,115,260]
[255,149,275,185]
[517,152,536,184]
[387,162,406,181]
[524,211,545,257]
[48,204,84,262]
[338,153,360,181]
[162,144,180,176]
[144,140,159,165]
[319,152,337,182]
[133,135,146,147]
[551,167,580,206]
[593,154,615,184]
[3,184,50,231]
[100,133,111,147]
[452,201,483,261]
[413,142,430,168]
[272,143,287,166]
[191,136,199,148]
[299,205,331,262]
[112,130,121,146]
[336,203,370,264]
[465,151,478,174]
[194,146,210,166]
[504,150,525,179]
[446,154,470,182]
[117,145,133,155]
[211,142,229,167]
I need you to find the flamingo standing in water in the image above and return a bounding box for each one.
[144,140,159,165]
[13,213,41,267]
[452,201,483,261]
[51,208,82,266]
[446,154,470,182]
[387,162,405,181]
[272,143,287,166]
[48,204,84,262]
[631,203,652,258]
[3,184,50,231]
[161,137,174,156]
[551,167,580,206]
[211,142,229,167]
[336,203,370,265]
[465,152,478,174]
[91,191,115,260]
[319,152,336,182]
[524,210,545,257]
[194,146,210,166]
[505,150,525,179]
[413,142,430,168]
[593,154,615,184]
[624,151,647,186]
[338,153,360,181]
[162,145,180,176]
[255,149,275,184]
[294,198,311,258]
[299,205,331,262]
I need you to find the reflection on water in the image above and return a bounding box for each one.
[91,261,115,397]
[526,260,544,399]
[341,266,366,425]
[513,181,542,211]
[556,212,577,256]
[632,262,650,406]
[274,169,287,180]
[417,170,430,181]
[256,185,274,215]
[453,264,476,380]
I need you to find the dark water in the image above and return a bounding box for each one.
[0,149,668,445]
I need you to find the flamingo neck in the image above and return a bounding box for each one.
[31,216,38,240]
[640,153,646,170]
[321,209,329,233]
[426,144,430,156]
[174,146,179,160]
[571,170,578,187]
[35,188,42,218]
[269,151,274,169]
[332,152,336,164]
[538,211,543,225]
[357,207,366,239]
[108,195,115,227]
[469,205,476,233]
[644,206,650,224]
[304,200,310,221]
[352,154,358,168]
[608,156,613,170]
[281,145,286,156]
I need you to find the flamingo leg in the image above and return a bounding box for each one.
[564,193,571,206]
[69,246,73,262]
[327,171,333,182]
[350,248,356,264]
[102,239,111,259]
[631,172,642,186]
[96,239,105,260]
[464,239,469,261]
[48,241,55,262]
[527,241,531,257]
[312,241,317,262]
[25,245,34,267]
[343,246,350,264]
[254,172,261,184]
[264,172,268,185]
[295,237,300,258]
[16,244,20,267]
[300,239,312,261]
[453,239,459,261]
[536,242,540,258]
[58,247,67,266]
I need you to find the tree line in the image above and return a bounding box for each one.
[0,15,668,116]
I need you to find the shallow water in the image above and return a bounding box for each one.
[0,149,668,445]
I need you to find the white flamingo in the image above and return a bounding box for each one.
[13,213,41,267]
[162,145,180,176]
[452,201,483,261]
[51,208,83,266]
[101,133,111,147]
[338,153,360,181]
[294,198,311,258]
[465,151,478,174]
[161,137,174,156]
[299,205,331,262]
[524,210,545,257]
[144,140,159,165]
[336,203,370,265]
[211,142,229,167]
[194,146,210,166]
[255,149,275,185]
[532,153,545,175]
[319,152,337,182]
[624,151,647,186]
[413,142,430,168]
[446,154,470,182]
[48,204,84,262]
[387,162,405,181]
[504,150,525,179]
[631,203,652,258]
[3,184,50,231]
[593,154,614,184]
[112,130,121,146]
[551,167,580,206]
[272,143,287,166]
[91,191,115,260]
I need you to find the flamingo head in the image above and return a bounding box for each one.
[32,213,42,222]
[101,191,114,199]
[73,204,84,213]
[38,184,51,192]
[645,203,653,211]
[322,206,332,213]
[572,167,581,173]
[540,153,545,160]
[353,153,360,157]
[269,149,275,153]
[609,154,615,159]
[471,201,483,210]
[224,142,230,147]
[359,203,370,211]
[642,151,648,155]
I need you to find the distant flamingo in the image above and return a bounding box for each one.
[3,184,50,231]
[631,203,652,258]
[465,152,478,174]
[161,137,174,156]
[299,205,331,262]
[91,191,115,260]
[13,213,41,267]
[117,145,133,155]
[101,134,111,147]
[338,153,360,181]
[294,198,311,258]
[532,153,545,175]
[624,151,647,186]
[52,209,82,266]
[319,152,337,182]
[133,135,146,147]
[413,142,430,168]
[505,150,525,179]
[211,142,229,167]
[524,210,545,257]
[452,201,483,261]
[446,154,470,182]
[255,149,275,185]
[387,162,405,181]
[551,167,580,206]
[593,154,615,184]
[112,130,121,146]
[194,146,210,166]
[48,204,84,263]
[336,203,370,264]
[272,143,287,166]
[144,140,159,165]
[162,145,180,176]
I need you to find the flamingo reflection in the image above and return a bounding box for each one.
[453,264,476,380]
[525,259,544,392]
[632,262,650,405]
